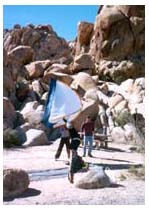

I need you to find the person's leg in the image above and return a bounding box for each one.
[103,126,107,135]
[68,149,77,183]
[65,138,70,159]
[88,135,93,156]
[68,150,73,183]
[55,138,64,159]
[83,135,88,156]
[68,171,74,183]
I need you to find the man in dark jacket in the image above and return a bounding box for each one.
[81,116,95,157]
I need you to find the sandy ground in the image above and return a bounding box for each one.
[3,140,145,205]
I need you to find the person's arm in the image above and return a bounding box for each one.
[63,117,67,123]
[53,123,63,129]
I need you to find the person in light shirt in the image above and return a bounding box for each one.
[55,124,70,160]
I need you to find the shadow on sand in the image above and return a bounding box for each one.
[93,146,127,153]
[3,188,41,202]
[87,162,143,171]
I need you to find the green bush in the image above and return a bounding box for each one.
[112,74,125,84]
[114,111,133,127]
[119,173,127,181]
[3,128,21,148]
[128,165,145,180]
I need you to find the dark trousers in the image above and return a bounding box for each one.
[55,137,70,159]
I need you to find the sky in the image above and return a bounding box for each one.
[3,5,99,41]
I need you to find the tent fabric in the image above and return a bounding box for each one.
[42,79,82,127]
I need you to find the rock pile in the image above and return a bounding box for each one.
[3,5,145,148]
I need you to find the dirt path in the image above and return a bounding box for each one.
[3,140,145,205]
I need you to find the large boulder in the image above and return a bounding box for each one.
[43,72,73,86]
[31,79,44,97]
[20,101,45,127]
[3,97,16,129]
[134,77,145,90]
[77,21,94,46]
[99,82,109,95]
[20,101,39,115]
[111,126,127,143]
[114,100,128,113]
[71,53,95,73]
[3,49,15,97]
[24,129,49,146]
[75,21,94,55]
[96,58,144,83]
[96,89,109,105]
[20,101,44,128]
[108,93,124,109]
[84,88,109,106]
[18,122,32,133]
[107,78,145,116]
[3,66,15,98]
[71,72,97,92]
[128,92,144,106]
[3,168,30,198]
[84,88,99,102]
[116,5,145,17]
[16,80,30,102]
[25,60,51,79]
[73,99,99,131]
[124,123,144,144]
[90,5,144,61]
[75,167,111,189]
[8,45,34,65]
[120,78,144,100]
[46,63,69,74]
[90,5,145,82]
[6,46,34,85]
[120,78,134,93]
[120,78,145,116]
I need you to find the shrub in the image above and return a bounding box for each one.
[119,173,127,181]
[114,110,133,127]
[128,165,145,180]
[3,128,22,148]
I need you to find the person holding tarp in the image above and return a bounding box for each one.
[42,78,87,183]
[63,118,87,183]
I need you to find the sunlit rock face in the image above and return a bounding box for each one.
[90,5,145,82]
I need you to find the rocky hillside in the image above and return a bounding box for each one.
[3,5,145,148]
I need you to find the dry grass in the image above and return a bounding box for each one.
[128,165,145,180]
